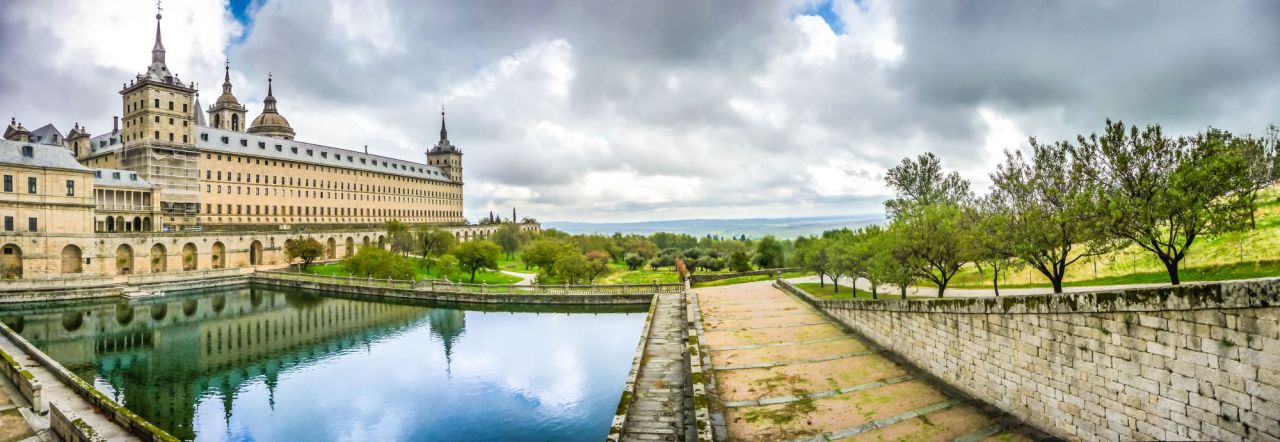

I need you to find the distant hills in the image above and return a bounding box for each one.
[543,215,884,239]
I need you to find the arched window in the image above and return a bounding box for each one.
[213,114,222,129]
[232,114,240,131]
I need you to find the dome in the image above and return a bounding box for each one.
[250,112,291,130]
[215,92,240,105]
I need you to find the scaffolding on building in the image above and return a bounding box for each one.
[120,141,201,223]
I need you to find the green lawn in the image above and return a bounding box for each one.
[693,271,812,288]
[303,260,522,285]
[598,268,684,284]
[794,282,925,300]
[950,260,1280,290]
[497,253,528,272]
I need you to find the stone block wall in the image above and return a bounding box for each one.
[780,279,1280,441]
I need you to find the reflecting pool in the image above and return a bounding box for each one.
[0,285,647,441]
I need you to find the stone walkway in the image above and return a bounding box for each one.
[0,372,36,442]
[621,292,692,441]
[695,281,1031,441]
[500,270,538,286]
[0,333,138,441]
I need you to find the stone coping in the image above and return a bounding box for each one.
[252,276,656,305]
[777,277,1280,314]
[606,294,659,441]
[685,290,716,442]
[0,322,177,441]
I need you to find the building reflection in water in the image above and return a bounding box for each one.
[0,286,462,440]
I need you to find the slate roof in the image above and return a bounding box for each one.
[93,168,153,188]
[0,139,91,172]
[196,126,453,182]
[28,124,64,146]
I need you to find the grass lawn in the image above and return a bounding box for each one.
[794,282,926,300]
[693,271,812,288]
[304,260,522,285]
[598,268,684,284]
[497,253,529,272]
[950,259,1280,290]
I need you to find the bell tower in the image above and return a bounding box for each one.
[118,4,201,228]
[207,60,247,131]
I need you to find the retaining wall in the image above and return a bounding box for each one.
[252,275,655,305]
[778,278,1280,441]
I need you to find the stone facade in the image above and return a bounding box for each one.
[780,279,1280,441]
[0,223,538,280]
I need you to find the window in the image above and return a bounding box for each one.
[66,180,74,196]
[183,135,188,143]
[154,98,160,108]
[168,101,174,110]
[154,116,160,123]
[27,217,36,232]
[182,104,188,113]
[3,217,10,231]
[20,145,32,157]
[154,131,160,140]
[201,133,208,141]
[169,118,174,124]
[27,177,36,194]
[241,139,248,147]
[221,136,229,144]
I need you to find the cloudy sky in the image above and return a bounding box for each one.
[2,1,1279,223]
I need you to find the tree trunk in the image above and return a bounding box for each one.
[832,276,839,293]
[992,270,1000,297]
[935,279,946,298]
[819,273,825,288]
[1050,277,1063,294]
[1163,257,1181,285]
[470,268,478,283]
[871,282,877,300]
[900,285,908,299]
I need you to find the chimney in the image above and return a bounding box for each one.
[112,116,119,134]
[364,144,368,154]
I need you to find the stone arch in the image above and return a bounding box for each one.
[116,304,134,325]
[377,235,385,249]
[0,244,22,279]
[115,216,124,232]
[132,217,142,232]
[362,236,370,247]
[182,299,198,317]
[115,244,134,275]
[212,295,226,313]
[150,304,167,321]
[345,237,355,257]
[106,216,116,232]
[327,237,337,259]
[150,243,167,273]
[61,312,83,332]
[249,240,263,266]
[211,242,226,269]
[143,217,152,231]
[283,239,296,263]
[61,245,83,274]
[182,242,197,271]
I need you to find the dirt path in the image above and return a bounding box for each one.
[500,270,537,286]
[694,281,1030,441]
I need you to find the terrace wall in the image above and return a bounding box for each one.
[778,278,1280,441]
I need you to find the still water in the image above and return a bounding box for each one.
[0,285,647,441]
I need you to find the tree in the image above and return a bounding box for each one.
[753,236,785,269]
[414,226,456,271]
[968,200,1023,297]
[385,220,413,256]
[884,152,972,217]
[878,223,922,299]
[894,204,972,297]
[727,250,752,272]
[343,246,416,279]
[285,237,325,269]
[584,250,613,283]
[795,238,832,287]
[826,238,857,294]
[621,236,657,260]
[492,223,529,260]
[523,239,576,271]
[450,240,501,283]
[1075,121,1261,285]
[436,254,461,280]
[884,154,974,297]
[624,253,647,271]
[989,139,1107,293]
[553,253,589,284]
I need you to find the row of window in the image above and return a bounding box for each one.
[202,184,454,206]
[200,139,455,180]
[200,203,459,219]
[201,169,458,198]
[127,98,188,114]
[2,216,38,232]
[0,176,76,196]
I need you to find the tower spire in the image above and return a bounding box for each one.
[440,106,448,141]
[263,73,277,112]
[222,58,233,94]
[152,1,166,65]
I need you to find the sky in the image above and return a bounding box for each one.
[2,0,1279,223]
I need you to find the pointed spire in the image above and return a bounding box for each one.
[263,73,277,112]
[439,106,448,141]
[222,58,233,94]
[151,2,166,65]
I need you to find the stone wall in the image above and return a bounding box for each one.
[778,279,1280,441]
[687,267,801,284]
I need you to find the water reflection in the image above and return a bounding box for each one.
[0,285,645,441]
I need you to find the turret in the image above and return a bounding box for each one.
[426,109,463,182]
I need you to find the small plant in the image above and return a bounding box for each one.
[1220,336,1236,347]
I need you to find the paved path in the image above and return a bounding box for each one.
[500,270,538,286]
[0,333,138,441]
[621,292,692,441]
[0,370,36,442]
[786,274,1172,298]
[694,281,1030,441]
